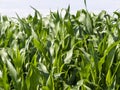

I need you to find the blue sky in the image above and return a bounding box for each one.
[0,0,120,17]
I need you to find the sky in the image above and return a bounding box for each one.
[0,0,120,17]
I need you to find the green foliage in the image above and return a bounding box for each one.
[0,7,120,90]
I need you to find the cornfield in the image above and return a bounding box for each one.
[0,6,120,90]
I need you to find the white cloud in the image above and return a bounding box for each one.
[0,8,50,17]
[87,0,120,11]
[0,0,120,17]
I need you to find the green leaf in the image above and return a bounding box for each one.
[33,39,48,60]
[38,63,49,74]
[106,69,111,87]
[6,60,17,81]
[77,80,84,87]
[2,64,9,90]
[64,48,73,64]
[84,0,87,9]
[46,74,54,90]
[98,40,120,82]
[42,86,49,90]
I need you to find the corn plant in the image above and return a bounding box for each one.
[0,6,120,90]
